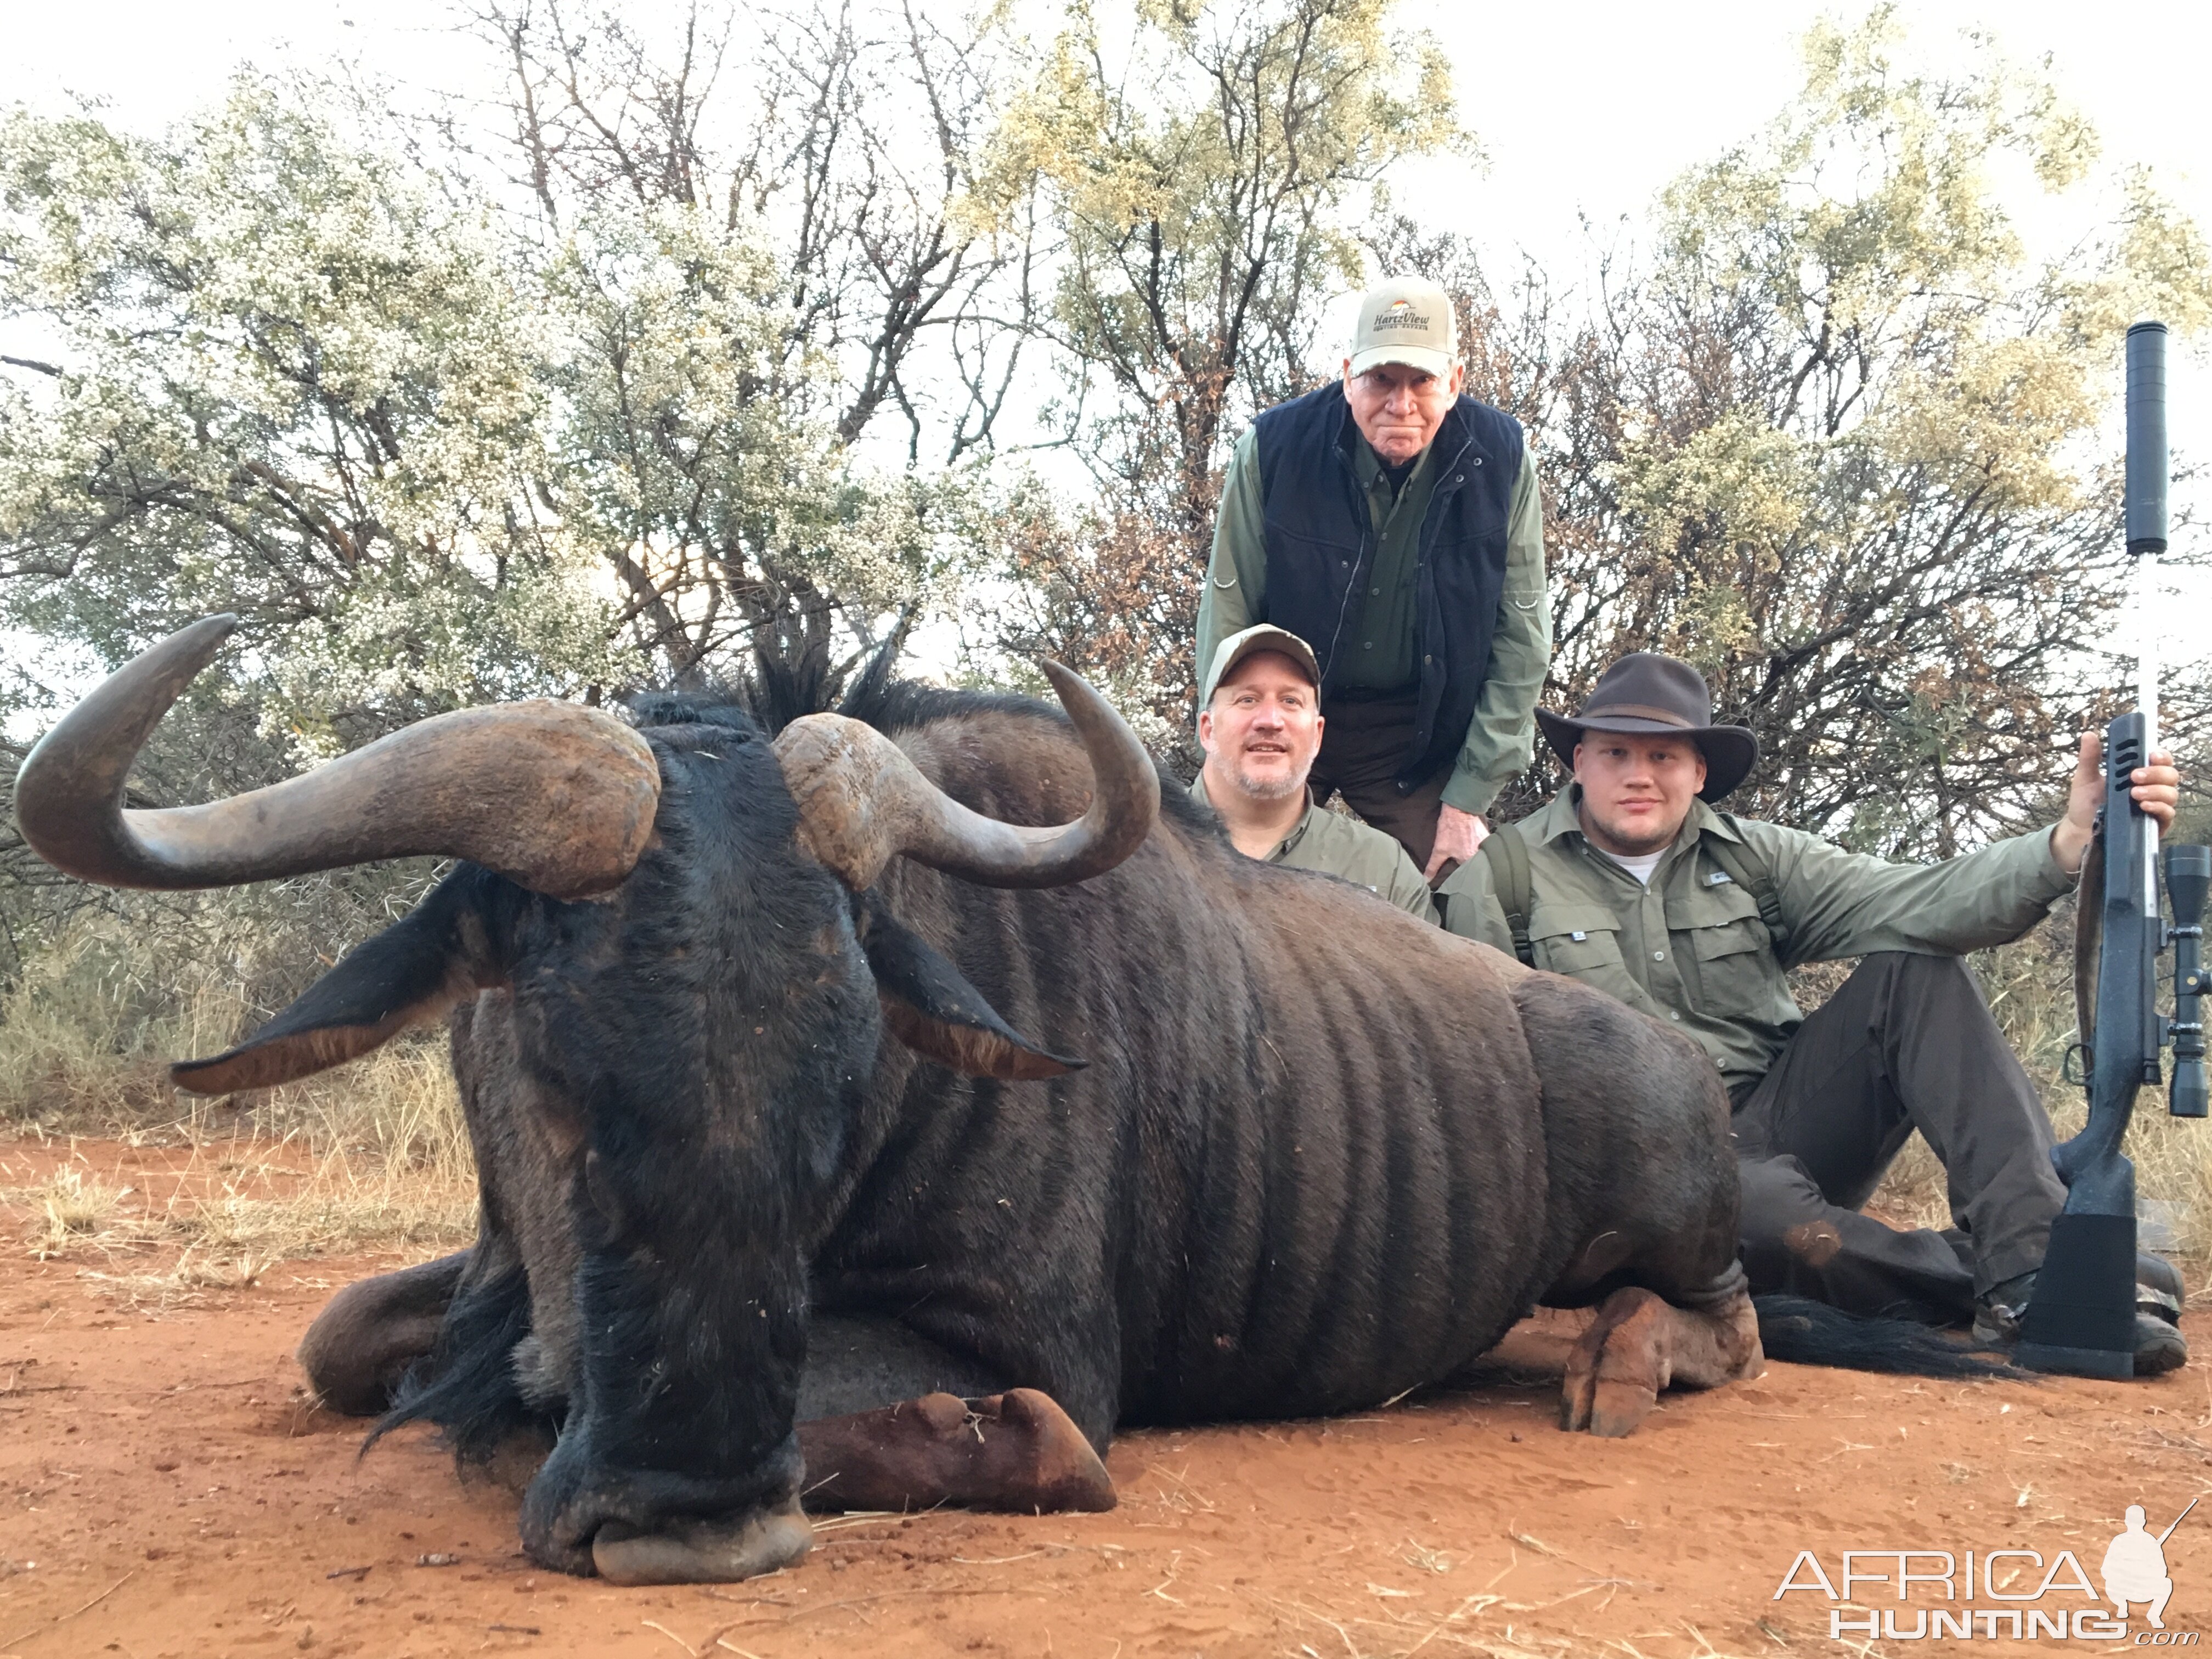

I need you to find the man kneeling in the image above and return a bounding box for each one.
[1438,652,2189,1372]
[1194,624,1437,920]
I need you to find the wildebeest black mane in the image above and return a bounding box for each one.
[620,670,1218,841]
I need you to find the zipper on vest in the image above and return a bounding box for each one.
[1318,438,1380,686]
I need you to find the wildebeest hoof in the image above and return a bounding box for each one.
[591,1497,812,1585]
[797,1387,1115,1514]
[1560,1284,1763,1438]
[990,1389,1117,1513]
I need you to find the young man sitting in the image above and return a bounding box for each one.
[1437,652,2190,1372]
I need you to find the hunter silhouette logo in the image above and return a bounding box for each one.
[1372,298,1431,331]
[2106,1500,2193,1629]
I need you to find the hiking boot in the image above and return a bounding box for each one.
[2137,1311,2190,1376]
[1973,1261,2190,1375]
[2137,1251,2185,1325]
[2136,1252,2188,1376]
[1971,1271,2036,1348]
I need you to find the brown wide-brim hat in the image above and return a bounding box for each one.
[1534,652,1758,803]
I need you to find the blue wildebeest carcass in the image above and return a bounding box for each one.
[16,617,1976,1585]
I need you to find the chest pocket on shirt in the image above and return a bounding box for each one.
[1674,887,1780,1019]
[1527,904,1641,1007]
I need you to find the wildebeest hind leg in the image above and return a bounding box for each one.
[798,1389,1115,1514]
[1560,1269,1762,1438]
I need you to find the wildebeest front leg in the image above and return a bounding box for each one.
[1559,1269,1762,1437]
[297,1250,471,1414]
[791,1316,1114,1513]
[799,1390,1115,1514]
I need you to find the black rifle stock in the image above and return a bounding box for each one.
[2017,319,2210,1378]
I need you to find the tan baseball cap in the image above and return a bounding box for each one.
[1200,624,1323,707]
[1347,275,1456,379]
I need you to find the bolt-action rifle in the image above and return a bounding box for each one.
[2017,320,2209,1379]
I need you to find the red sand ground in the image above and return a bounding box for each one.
[5,1138,2210,1658]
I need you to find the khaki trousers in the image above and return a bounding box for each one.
[1730,952,2065,1322]
[1307,691,1448,873]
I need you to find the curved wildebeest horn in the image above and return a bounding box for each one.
[772,661,1159,890]
[13,614,661,901]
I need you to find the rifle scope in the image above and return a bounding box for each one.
[2171,843,2208,1120]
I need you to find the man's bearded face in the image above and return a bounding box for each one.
[1200,653,1323,802]
[1572,735,1708,856]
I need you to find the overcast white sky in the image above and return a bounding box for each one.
[6,1,2209,678]
[10,2,2207,278]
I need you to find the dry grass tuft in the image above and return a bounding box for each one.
[27,1167,131,1259]
[4,1137,477,1281]
[2,909,477,1262]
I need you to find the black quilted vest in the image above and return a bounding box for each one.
[1250,382,1522,792]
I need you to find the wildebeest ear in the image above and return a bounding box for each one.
[854,895,1084,1082]
[171,868,514,1095]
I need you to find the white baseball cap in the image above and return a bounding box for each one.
[1347,275,1457,379]
[1200,624,1323,706]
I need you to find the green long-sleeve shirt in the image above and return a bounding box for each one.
[1189,775,1436,922]
[1435,789,2078,1094]
[1194,421,1550,818]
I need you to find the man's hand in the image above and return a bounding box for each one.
[1426,803,1489,882]
[2050,731,2183,876]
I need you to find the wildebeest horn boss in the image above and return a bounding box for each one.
[16,619,2004,1587]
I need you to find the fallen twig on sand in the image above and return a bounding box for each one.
[1402,1591,1504,1656]
[0,1567,134,1652]
[1276,1598,1365,1658]
[709,1585,1053,1630]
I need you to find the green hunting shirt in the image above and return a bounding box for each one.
[1194,424,1550,818]
[1435,788,2078,1094]
[1190,775,1436,922]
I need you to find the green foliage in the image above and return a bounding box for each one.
[2,3,2207,987]
[981,0,1467,499]
[0,66,991,978]
[0,80,627,729]
[968,0,1467,730]
[542,199,992,681]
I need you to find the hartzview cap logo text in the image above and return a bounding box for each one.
[1373,298,1432,332]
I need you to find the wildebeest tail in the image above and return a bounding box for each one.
[1754,1294,2025,1379]
[364,1260,540,1464]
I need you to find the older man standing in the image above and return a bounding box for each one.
[1195,276,1549,881]
[1192,623,1435,921]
